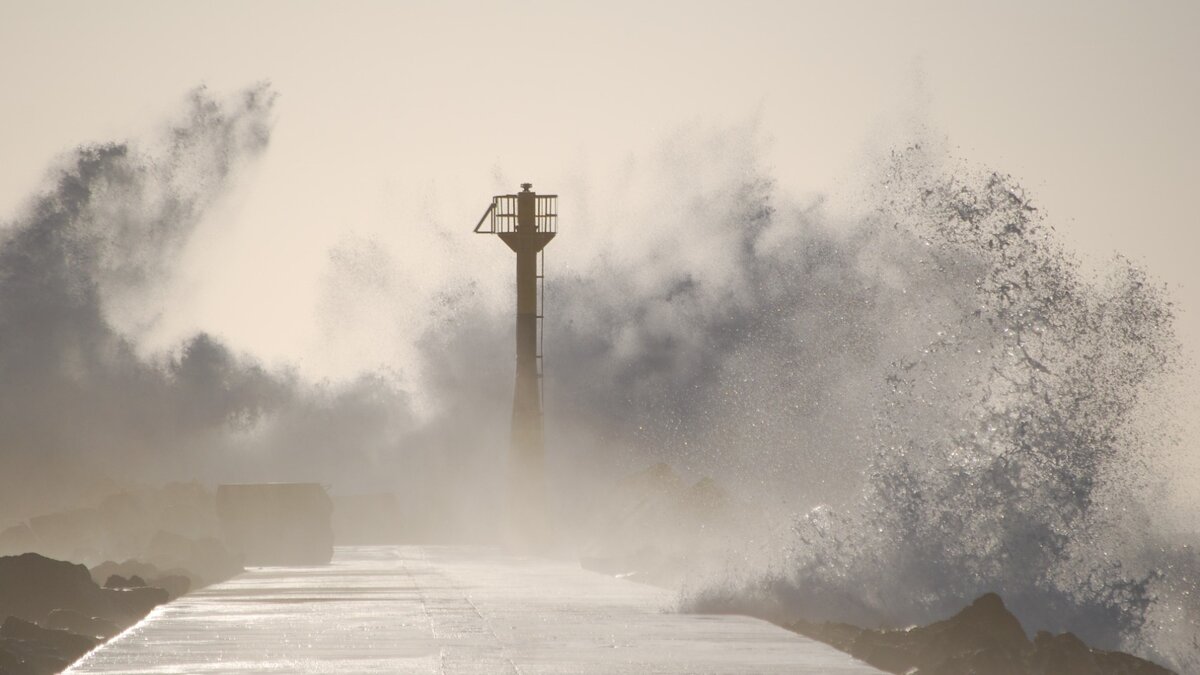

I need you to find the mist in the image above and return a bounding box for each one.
[0,86,417,521]
[0,84,1196,670]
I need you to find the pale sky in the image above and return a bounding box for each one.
[1,0,1198,377]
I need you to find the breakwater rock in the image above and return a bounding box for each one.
[0,552,217,675]
[788,593,1174,675]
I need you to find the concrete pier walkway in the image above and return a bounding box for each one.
[69,546,882,674]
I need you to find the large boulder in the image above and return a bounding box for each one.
[0,616,96,662]
[783,592,1177,675]
[104,574,131,589]
[0,553,108,623]
[99,586,169,626]
[92,559,192,600]
[45,609,119,640]
[920,593,1030,649]
[90,559,161,587]
[0,552,174,632]
[0,640,26,673]
[103,573,146,589]
[907,592,1031,672]
[1029,631,1098,675]
[0,636,69,675]
[838,593,1030,674]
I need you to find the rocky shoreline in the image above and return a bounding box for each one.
[783,593,1174,675]
[588,550,1176,674]
[582,546,1179,674]
[0,482,346,673]
[0,550,241,674]
[579,463,1181,674]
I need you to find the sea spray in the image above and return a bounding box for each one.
[0,86,419,522]
[3,90,1195,668]
[684,147,1195,671]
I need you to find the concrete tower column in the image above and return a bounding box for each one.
[490,183,556,550]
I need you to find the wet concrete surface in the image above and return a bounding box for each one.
[69,545,882,674]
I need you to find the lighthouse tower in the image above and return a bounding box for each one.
[474,183,556,548]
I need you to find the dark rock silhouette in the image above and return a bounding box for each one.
[45,609,119,640]
[89,559,161,586]
[0,552,170,628]
[103,573,146,589]
[0,616,96,661]
[787,593,1174,675]
[0,552,183,674]
[895,592,1030,673]
[1030,630,1099,675]
[100,585,168,624]
[0,553,109,624]
[91,560,194,599]
[0,637,68,675]
[0,643,26,673]
[103,574,129,589]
